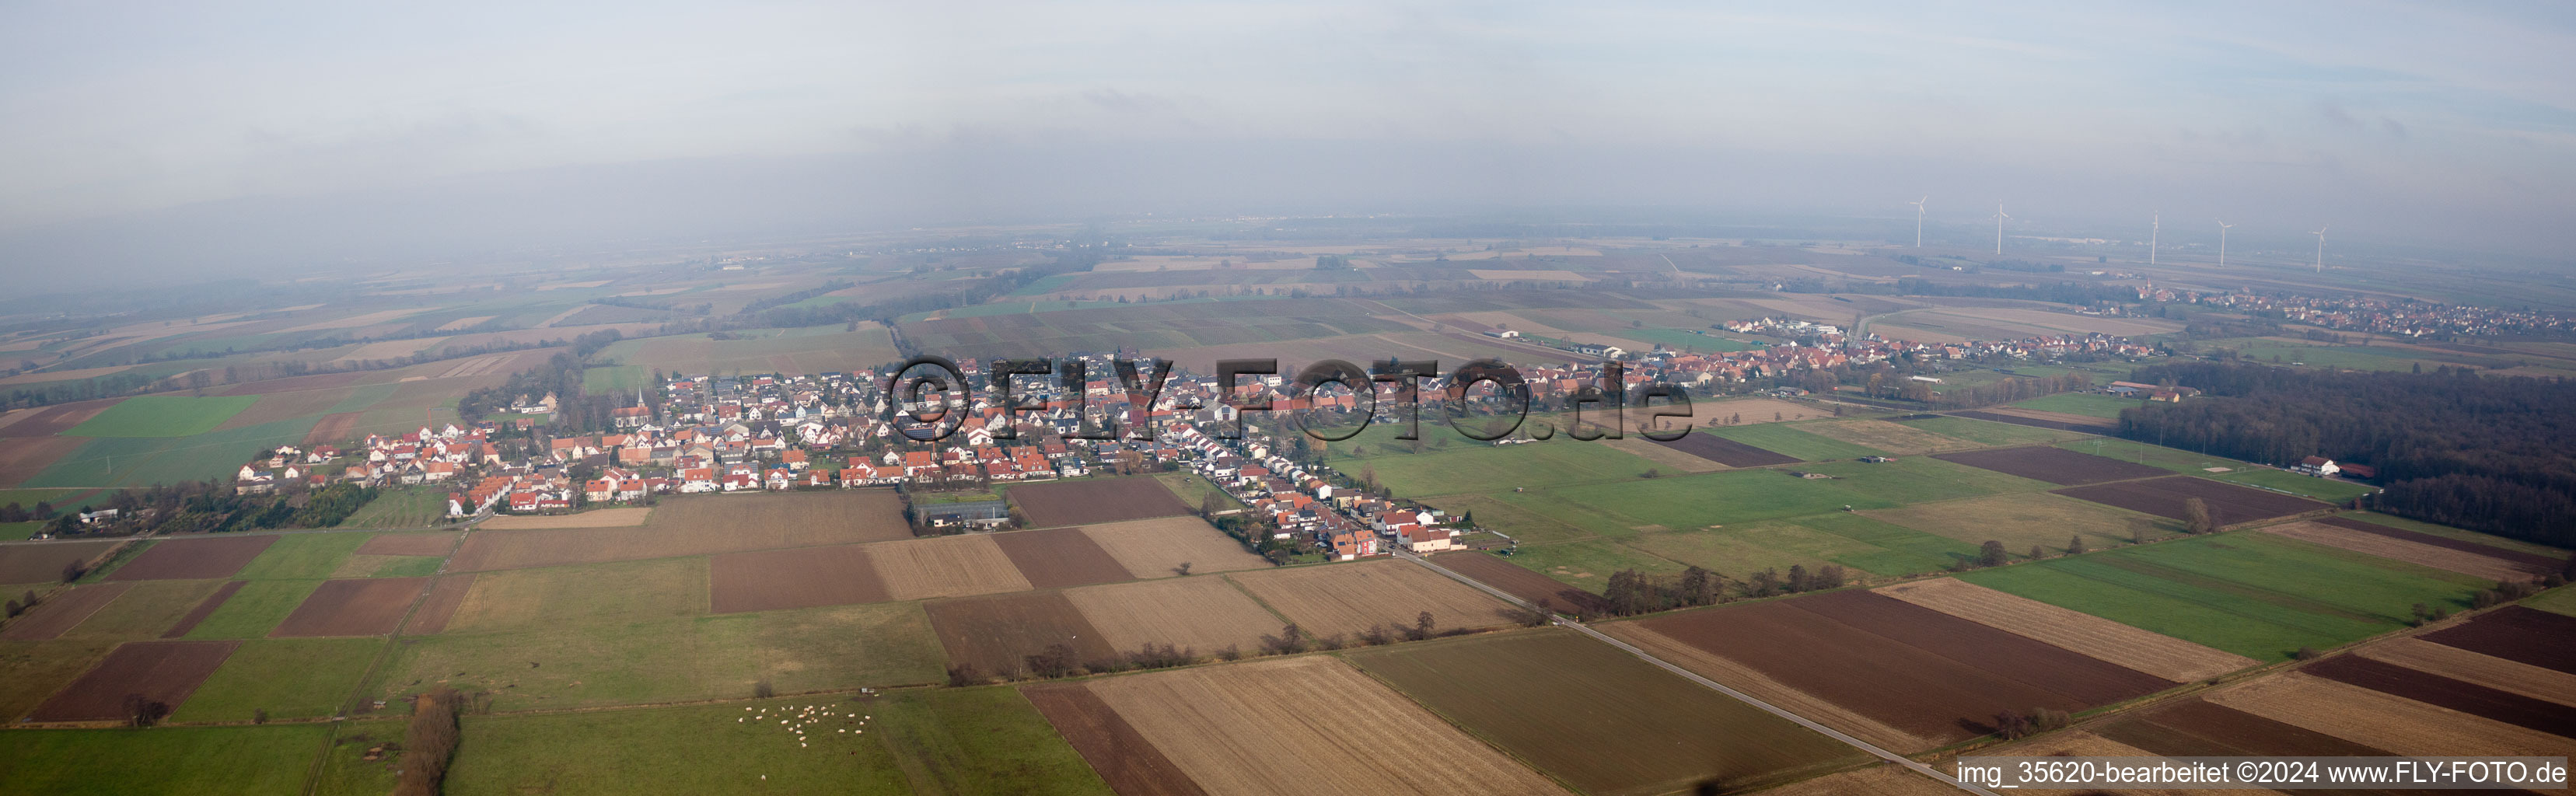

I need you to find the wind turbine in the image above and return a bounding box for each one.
[2150,211,2159,266]
[2312,225,2328,273]
[1908,197,1926,247]
[2216,219,2234,267]
[1992,204,2010,255]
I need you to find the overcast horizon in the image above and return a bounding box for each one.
[4,1,2571,288]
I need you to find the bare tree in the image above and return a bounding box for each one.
[393,687,460,796]
[2183,497,2215,533]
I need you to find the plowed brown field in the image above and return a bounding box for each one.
[1934,445,2168,485]
[401,575,474,634]
[2054,476,2326,526]
[1431,550,1610,616]
[1011,477,1191,527]
[923,592,1113,678]
[991,527,1131,589]
[28,640,238,722]
[448,491,908,571]
[0,540,117,584]
[2422,606,2576,675]
[708,544,890,613]
[270,578,425,637]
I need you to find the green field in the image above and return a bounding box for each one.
[0,521,44,540]
[27,417,323,489]
[56,579,225,639]
[173,638,383,722]
[1499,466,1904,539]
[1865,492,2181,557]
[1704,423,1885,461]
[62,395,260,438]
[184,580,323,640]
[597,325,901,376]
[339,487,452,529]
[2008,392,2142,419]
[438,557,708,634]
[1961,532,2490,659]
[2055,438,2377,501]
[372,602,945,711]
[583,364,648,394]
[445,687,1110,795]
[1152,473,1241,512]
[1896,415,2092,445]
[232,533,368,580]
[2526,587,2576,617]
[0,724,332,794]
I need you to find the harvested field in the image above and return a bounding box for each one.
[0,400,114,438]
[1613,595,2144,752]
[27,640,238,722]
[400,574,473,634]
[1873,578,2255,682]
[158,581,246,638]
[2054,476,2326,526]
[1064,576,1282,655]
[1011,477,1191,527]
[1431,550,1610,615]
[1952,407,2116,432]
[2421,606,2576,675]
[2262,521,2543,581]
[0,583,132,641]
[709,544,890,613]
[107,535,278,581]
[991,527,1132,589]
[476,508,652,529]
[1082,655,1571,796]
[1596,435,1726,473]
[1652,431,1801,466]
[1753,765,1956,796]
[1933,445,2168,485]
[447,491,908,571]
[2208,672,2574,757]
[1022,683,1210,796]
[301,411,361,444]
[2303,654,2576,736]
[351,532,457,557]
[1078,517,1269,579]
[1702,398,1832,424]
[0,540,117,584]
[268,578,425,637]
[869,535,1033,601]
[1799,419,1980,455]
[2097,698,2391,759]
[2315,516,2562,569]
[924,592,1113,678]
[2358,638,2576,707]
[1227,559,1520,637]
[1349,630,1864,795]
[0,435,86,485]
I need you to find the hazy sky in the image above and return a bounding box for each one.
[3,1,2571,276]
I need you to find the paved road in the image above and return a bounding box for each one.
[1393,549,2001,796]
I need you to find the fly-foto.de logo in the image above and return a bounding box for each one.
[879,355,1696,444]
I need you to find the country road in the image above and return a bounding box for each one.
[1393,548,2000,796]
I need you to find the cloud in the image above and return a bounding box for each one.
[2379,117,2407,138]
[2316,99,2359,127]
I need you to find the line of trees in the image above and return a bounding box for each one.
[2116,361,2576,546]
[1592,563,1849,617]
